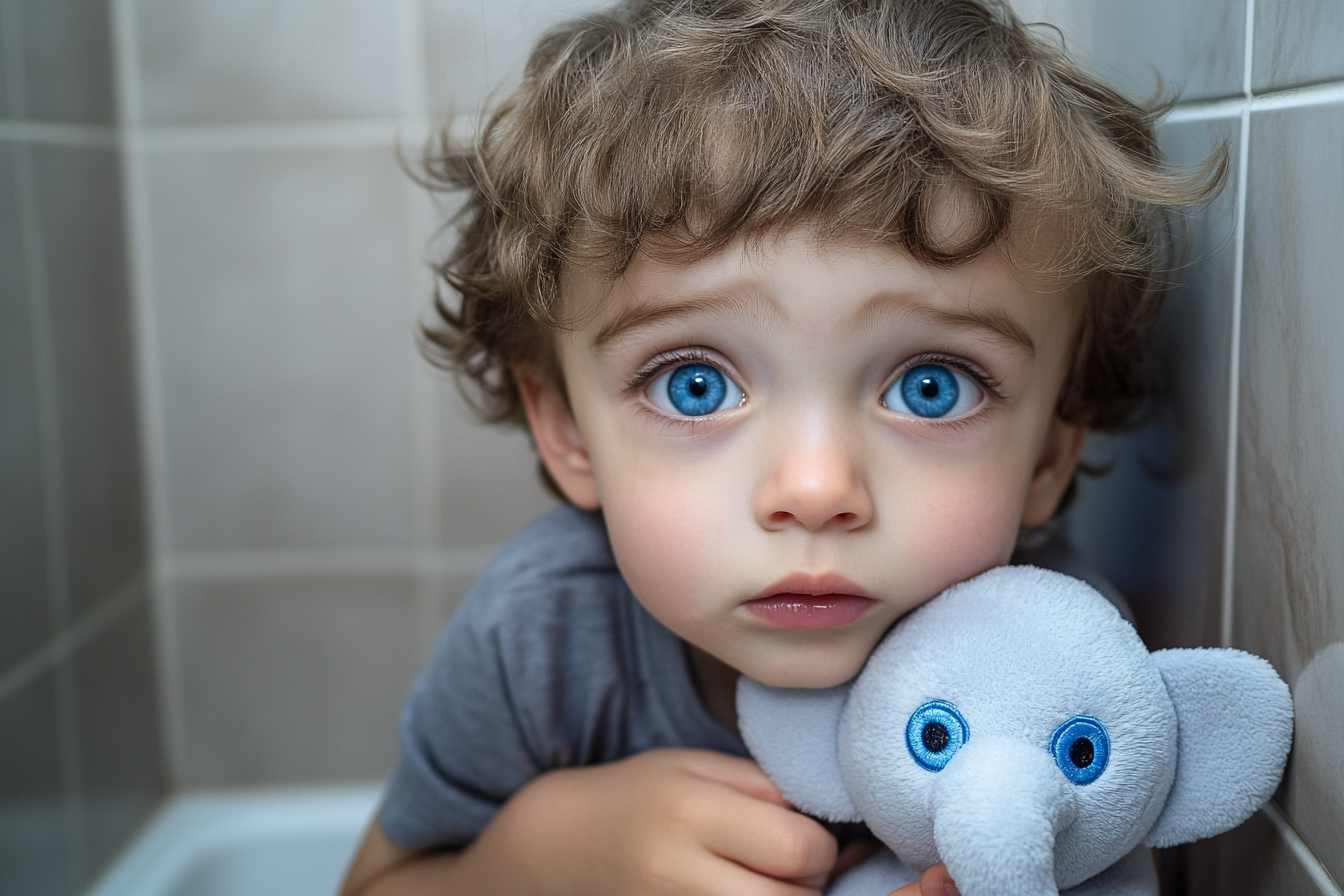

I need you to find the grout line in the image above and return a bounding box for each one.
[171,547,497,581]
[0,120,119,148]
[110,0,188,789]
[1219,0,1256,649]
[1161,96,1245,125]
[1244,0,1256,98]
[1250,79,1344,113]
[1262,803,1344,896]
[138,117,430,153]
[0,578,149,708]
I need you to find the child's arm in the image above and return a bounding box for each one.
[341,748,840,895]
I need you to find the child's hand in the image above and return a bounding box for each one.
[887,863,959,896]
[496,747,839,895]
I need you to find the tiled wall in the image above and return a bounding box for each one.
[114,0,604,789]
[1014,1,1344,894]
[0,0,165,893]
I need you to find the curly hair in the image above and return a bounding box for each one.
[422,0,1225,443]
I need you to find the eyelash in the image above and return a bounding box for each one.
[889,351,1006,404]
[625,347,724,393]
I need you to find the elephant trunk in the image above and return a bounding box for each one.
[929,737,1076,896]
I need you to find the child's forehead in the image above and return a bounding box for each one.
[559,223,1080,354]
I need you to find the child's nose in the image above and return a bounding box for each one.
[754,428,873,532]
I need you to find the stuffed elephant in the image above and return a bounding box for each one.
[738,566,1294,896]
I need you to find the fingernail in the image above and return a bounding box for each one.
[944,884,961,896]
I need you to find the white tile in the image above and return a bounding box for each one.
[477,0,614,92]
[1254,0,1344,94]
[1236,101,1344,885]
[174,573,422,785]
[1061,117,1240,650]
[147,146,419,550]
[422,0,618,119]
[420,0,489,120]
[1011,0,1246,103]
[134,0,403,124]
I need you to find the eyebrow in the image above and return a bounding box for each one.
[592,291,781,349]
[854,293,1037,356]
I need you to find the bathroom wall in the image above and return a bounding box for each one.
[0,0,165,893]
[112,0,596,788]
[1012,2,1344,894]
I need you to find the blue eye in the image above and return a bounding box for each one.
[648,363,744,417]
[1050,716,1110,785]
[882,364,980,419]
[906,701,969,772]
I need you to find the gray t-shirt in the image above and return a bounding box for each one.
[378,504,1129,850]
[380,505,746,849]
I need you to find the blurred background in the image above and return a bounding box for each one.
[1,1,1340,894]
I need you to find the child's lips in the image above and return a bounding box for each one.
[745,573,877,629]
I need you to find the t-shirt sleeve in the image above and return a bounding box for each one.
[377,588,548,850]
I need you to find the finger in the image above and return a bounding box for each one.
[675,750,791,807]
[694,852,828,896]
[918,863,960,896]
[698,790,837,882]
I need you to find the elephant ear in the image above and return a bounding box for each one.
[736,678,860,822]
[1143,648,1294,848]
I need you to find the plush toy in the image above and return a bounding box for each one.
[738,566,1294,896]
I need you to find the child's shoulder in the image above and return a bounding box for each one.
[452,504,628,639]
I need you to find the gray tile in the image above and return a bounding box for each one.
[134,0,402,125]
[422,0,603,117]
[71,596,165,880]
[1253,1,1344,93]
[476,0,613,93]
[0,671,71,896]
[0,144,53,670]
[0,7,10,120]
[19,0,117,124]
[436,376,556,547]
[1062,117,1240,650]
[1236,101,1344,885]
[146,146,417,551]
[175,573,422,785]
[421,0,488,120]
[31,146,146,621]
[1193,808,1338,895]
[1011,0,1246,103]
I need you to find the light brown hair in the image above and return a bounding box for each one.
[422,0,1225,450]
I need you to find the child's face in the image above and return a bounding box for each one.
[522,224,1085,689]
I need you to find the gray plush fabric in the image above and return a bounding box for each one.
[738,566,1294,896]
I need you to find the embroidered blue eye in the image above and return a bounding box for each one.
[906,701,969,772]
[882,364,980,419]
[1050,716,1110,785]
[648,363,744,417]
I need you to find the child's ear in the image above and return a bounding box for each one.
[517,371,601,509]
[1021,416,1087,527]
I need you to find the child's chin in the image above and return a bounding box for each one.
[743,651,868,689]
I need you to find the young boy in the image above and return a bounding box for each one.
[341,1,1222,894]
